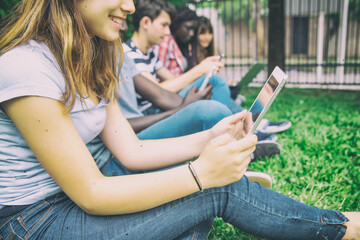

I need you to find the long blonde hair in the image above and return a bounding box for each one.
[0,0,122,112]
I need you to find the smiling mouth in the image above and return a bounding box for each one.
[109,16,123,25]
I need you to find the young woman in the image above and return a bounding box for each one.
[0,0,359,239]
[192,16,215,66]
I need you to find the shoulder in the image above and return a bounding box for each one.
[120,54,139,81]
[0,40,65,103]
[123,39,137,54]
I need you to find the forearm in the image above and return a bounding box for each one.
[86,164,199,215]
[121,130,212,170]
[160,68,204,92]
[101,102,212,171]
[133,73,183,110]
[150,91,183,110]
[128,108,179,133]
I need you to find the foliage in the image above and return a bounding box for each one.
[190,0,268,30]
[349,0,360,20]
[167,0,188,7]
[0,0,19,19]
[208,88,360,239]
[122,0,187,41]
[219,0,268,24]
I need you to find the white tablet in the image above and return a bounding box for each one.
[198,54,224,93]
[243,66,287,136]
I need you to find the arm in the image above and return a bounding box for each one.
[1,96,207,215]
[156,56,224,93]
[133,73,183,110]
[2,96,255,216]
[129,74,212,132]
[127,107,179,133]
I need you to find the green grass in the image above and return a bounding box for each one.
[207,87,360,240]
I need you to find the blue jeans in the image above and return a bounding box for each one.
[229,98,264,115]
[178,74,231,108]
[179,73,264,115]
[138,100,232,139]
[0,160,348,240]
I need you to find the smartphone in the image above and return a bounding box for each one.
[198,54,224,93]
[242,66,287,136]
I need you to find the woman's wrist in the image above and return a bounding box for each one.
[188,162,203,192]
[190,159,208,191]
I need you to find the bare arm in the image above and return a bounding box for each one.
[2,96,255,216]
[100,100,213,170]
[129,74,212,132]
[156,56,224,92]
[133,73,183,110]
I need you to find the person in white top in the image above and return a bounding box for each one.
[0,0,359,239]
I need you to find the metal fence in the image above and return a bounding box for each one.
[191,0,360,90]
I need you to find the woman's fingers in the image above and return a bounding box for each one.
[222,135,257,155]
[225,110,248,124]
[209,133,234,148]
[196,134,256,188]
[244,112,253,134]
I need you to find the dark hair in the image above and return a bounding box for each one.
[132,0,175,31]
[185,16,215,70]
[170,6,199,70]
[170,6,198,34]
[196,16,215,58]
[197,16,213,36]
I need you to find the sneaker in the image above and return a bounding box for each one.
[229,85,242,99]
[254,130,278,142]
[245,170,272,188]
[257,119,292,134]
[251,140,281,162]
[235,95,246,105]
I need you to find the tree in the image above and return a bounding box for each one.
[268,0,285,76]
[0,0,19,20]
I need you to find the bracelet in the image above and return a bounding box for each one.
[188,162,203,192]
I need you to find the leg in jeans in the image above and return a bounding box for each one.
[101,159,213,240]
[178,74,231,108]
[137,100,232,140]
[229,98,264,114]
[0,161,348,240]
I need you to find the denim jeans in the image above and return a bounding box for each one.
[229,96,264,115]
[178,74,231,108]
[0,159,348,240]
[178,73,264,115]
[138,100,232,139]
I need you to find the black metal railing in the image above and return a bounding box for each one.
[192,0,360,89]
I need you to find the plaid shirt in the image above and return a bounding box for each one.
[158,35,185,76]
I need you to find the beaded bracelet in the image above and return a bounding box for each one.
[188,162,203,192]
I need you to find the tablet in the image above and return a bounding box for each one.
[198,54,224,93]
[242,66,287,136]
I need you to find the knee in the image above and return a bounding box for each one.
[209,74,229,88]
[190,100,232,122]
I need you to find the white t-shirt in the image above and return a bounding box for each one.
[0,40,110,207]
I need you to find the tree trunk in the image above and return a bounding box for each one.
[268,0,285,76]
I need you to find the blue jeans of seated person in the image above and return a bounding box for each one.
[229,97,264,115]
[138,100,231,139]
[177,74,264,115]
[178,74,231,108]
[0,158,348,240]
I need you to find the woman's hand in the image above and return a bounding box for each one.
[197,56,224,75]
[209,110,253,140]
[192,133,257,189]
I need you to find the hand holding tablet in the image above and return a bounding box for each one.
[235,66,287,137]
[198,54,224,93]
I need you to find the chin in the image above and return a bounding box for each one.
[100,33,120,41]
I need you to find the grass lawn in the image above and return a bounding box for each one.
[207,87,360,240]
